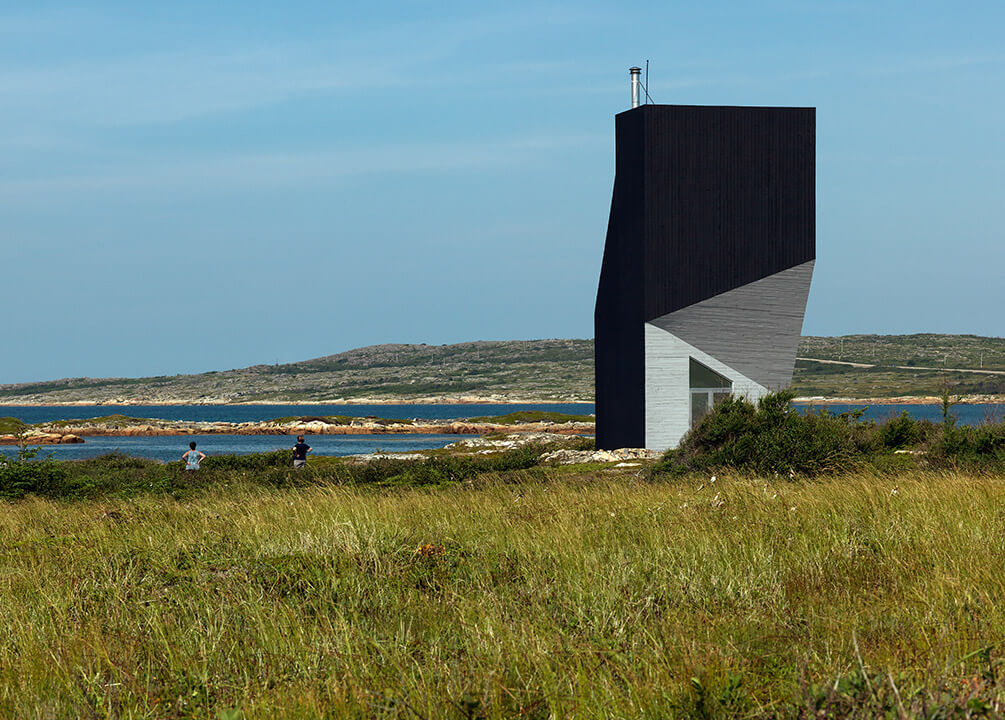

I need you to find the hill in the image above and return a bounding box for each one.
[0,335,1001,405]
[0,340,594,405]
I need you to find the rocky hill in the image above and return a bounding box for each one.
[0,335,1001,405]
[0,340,594,405]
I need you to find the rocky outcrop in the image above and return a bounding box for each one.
[539,447,660,465]
[0,431,84,445]
[0,418,595,444]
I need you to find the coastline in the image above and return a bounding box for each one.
[0,418,596,445]
[0,397,593,407]
[2,395,1003,408]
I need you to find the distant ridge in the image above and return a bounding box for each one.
[0,335,1001,405]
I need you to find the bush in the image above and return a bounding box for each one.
[932,421,1005,469]
[652,392,1005,478]
[878,411,920,449]
[0,446,70,500]
[653,391,866,478]
[197,450,294,471]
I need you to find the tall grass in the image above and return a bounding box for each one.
[2,471,1005,718]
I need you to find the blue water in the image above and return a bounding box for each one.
[1,402,1000,427]
[0,403,595,425]
[794,403,1003,426]
[0,433,465,463]
[1,402,999,463]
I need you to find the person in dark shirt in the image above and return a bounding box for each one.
[292,435,312,468]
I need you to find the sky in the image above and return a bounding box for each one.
[1,1,1003,383]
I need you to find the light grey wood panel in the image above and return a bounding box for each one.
[648,261,814,391]
[644,324,767,451]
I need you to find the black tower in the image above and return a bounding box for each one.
[595,103,816,450]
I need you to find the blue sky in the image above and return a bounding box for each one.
[2,1,1003,383]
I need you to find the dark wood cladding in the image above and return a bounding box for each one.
[640,105,815,320]
[594,110,645,449]
[595,104,816,450]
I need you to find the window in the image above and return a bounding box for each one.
[689,358,732,426]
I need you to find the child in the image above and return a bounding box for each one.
[182,441,206,471]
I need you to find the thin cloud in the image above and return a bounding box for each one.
[0,131,607,199]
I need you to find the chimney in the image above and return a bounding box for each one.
[629,67,642,108]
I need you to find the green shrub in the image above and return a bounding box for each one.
[653,391,866,478]
[0,446,70,500]
[931,421,1005,469]
[878,410,920,449]
[465,411,595,424]
[197,450,294,471]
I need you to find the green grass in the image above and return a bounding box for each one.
[799,333,1005,371]
[46,414,155,428]
[0,416,27,434]
[266,415,415,426]
[792,361,1004,398]
[3,470,1005,718]
[465,410,595,424]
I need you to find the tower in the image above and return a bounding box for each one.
[594,96,815,451]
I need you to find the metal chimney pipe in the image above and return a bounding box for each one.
[629,66,642,108]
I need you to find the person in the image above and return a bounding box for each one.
[292,435,312,468]
[182,441,206,471]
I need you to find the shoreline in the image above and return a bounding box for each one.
[0,419,596,446]
[1,396,1003,408]
[0,398,593,408]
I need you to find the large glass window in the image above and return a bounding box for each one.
[689,359,732,426]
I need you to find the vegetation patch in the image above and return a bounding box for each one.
[0,417,27,435]
[654,390,1004,478]
[267,415,415,426]
[3,473,1005,717]
[465,410,595,424]
[46,414,154,427]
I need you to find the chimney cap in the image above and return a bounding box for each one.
[629,66,642,73]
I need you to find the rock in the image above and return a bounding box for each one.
[540,447,659,465]
[59,434,83,444]
[348,452,426,462]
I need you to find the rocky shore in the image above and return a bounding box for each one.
[0,417,595,446]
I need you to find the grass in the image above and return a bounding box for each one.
[792,361,1003,398]
[3,469,1005,718]
[266,415,416,426]
[465,410,595,424]
[46,414,155,427]
[0,416,27,434]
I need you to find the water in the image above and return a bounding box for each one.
[793,403,1003,426]
[1,402,999,427]
[0,433,465,463]
[0,402,595,425]
[1,402,998,463]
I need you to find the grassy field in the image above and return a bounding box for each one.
[791,361,1004,399]
[3,469,1005,718]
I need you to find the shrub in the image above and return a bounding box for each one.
[198,450,294,471]
[0,446,70,500]
[931,421,1005,469]
[653,391,865,478]
[878,411,920,449]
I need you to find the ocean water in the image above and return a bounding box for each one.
[1,401,1000,427]
[1,402,999,463]
[794,402,1003,426]
[0,433,466,463]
